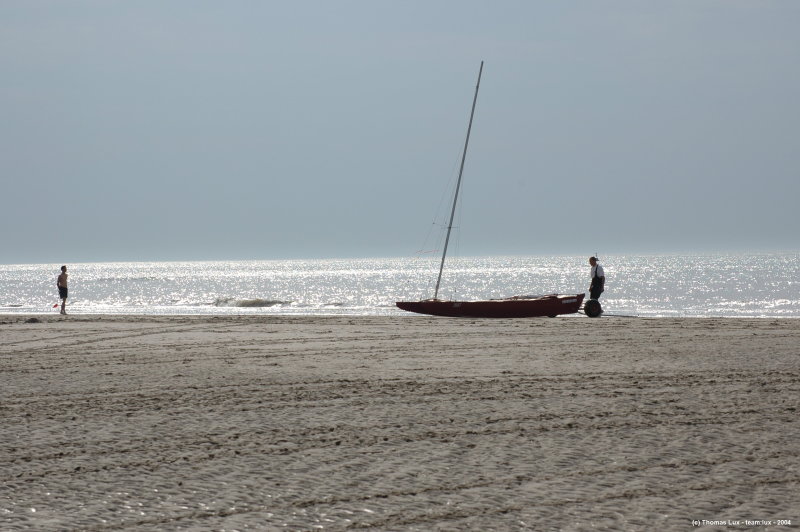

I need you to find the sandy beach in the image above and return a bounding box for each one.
[1,315,798,531]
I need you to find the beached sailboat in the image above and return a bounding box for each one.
[396,62,585,318]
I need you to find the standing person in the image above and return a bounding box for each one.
[589,256,605,301]
[57,265,68,315]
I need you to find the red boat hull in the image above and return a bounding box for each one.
[396,293,585,318]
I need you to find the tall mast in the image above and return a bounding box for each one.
[434,60,483,300]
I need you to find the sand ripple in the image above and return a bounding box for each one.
[1,316,798,530]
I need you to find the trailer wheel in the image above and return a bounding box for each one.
[584,299,602,318]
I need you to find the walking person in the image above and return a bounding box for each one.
[589,256,605,301]
[57,265,68,315]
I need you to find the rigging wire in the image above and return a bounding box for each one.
[413,139,474,297]
[414,152,465,257]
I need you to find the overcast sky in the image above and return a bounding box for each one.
[2,1,798,264]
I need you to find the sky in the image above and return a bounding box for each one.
[2,1,798,264]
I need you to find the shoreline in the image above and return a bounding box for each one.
[2,315,798,529]
[3,312,800,321]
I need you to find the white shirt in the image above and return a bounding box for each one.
[591,264,605,279]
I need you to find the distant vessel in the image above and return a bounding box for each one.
[396,62,585,318]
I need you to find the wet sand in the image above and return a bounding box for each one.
[1,315,798,531]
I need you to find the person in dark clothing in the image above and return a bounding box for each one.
[589,256,605,301]
[57,265,68,315]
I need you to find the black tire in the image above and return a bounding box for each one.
[584,299,602,318]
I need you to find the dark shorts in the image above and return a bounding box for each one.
[59,286,68,299]
[590,282,603,300]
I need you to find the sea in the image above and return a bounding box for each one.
[1,253,798,318]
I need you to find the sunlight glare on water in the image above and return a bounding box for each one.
[0,253,797,317]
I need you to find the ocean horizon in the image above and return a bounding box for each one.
[1,252,798,318]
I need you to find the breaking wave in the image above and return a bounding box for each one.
[212,297,291,308]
